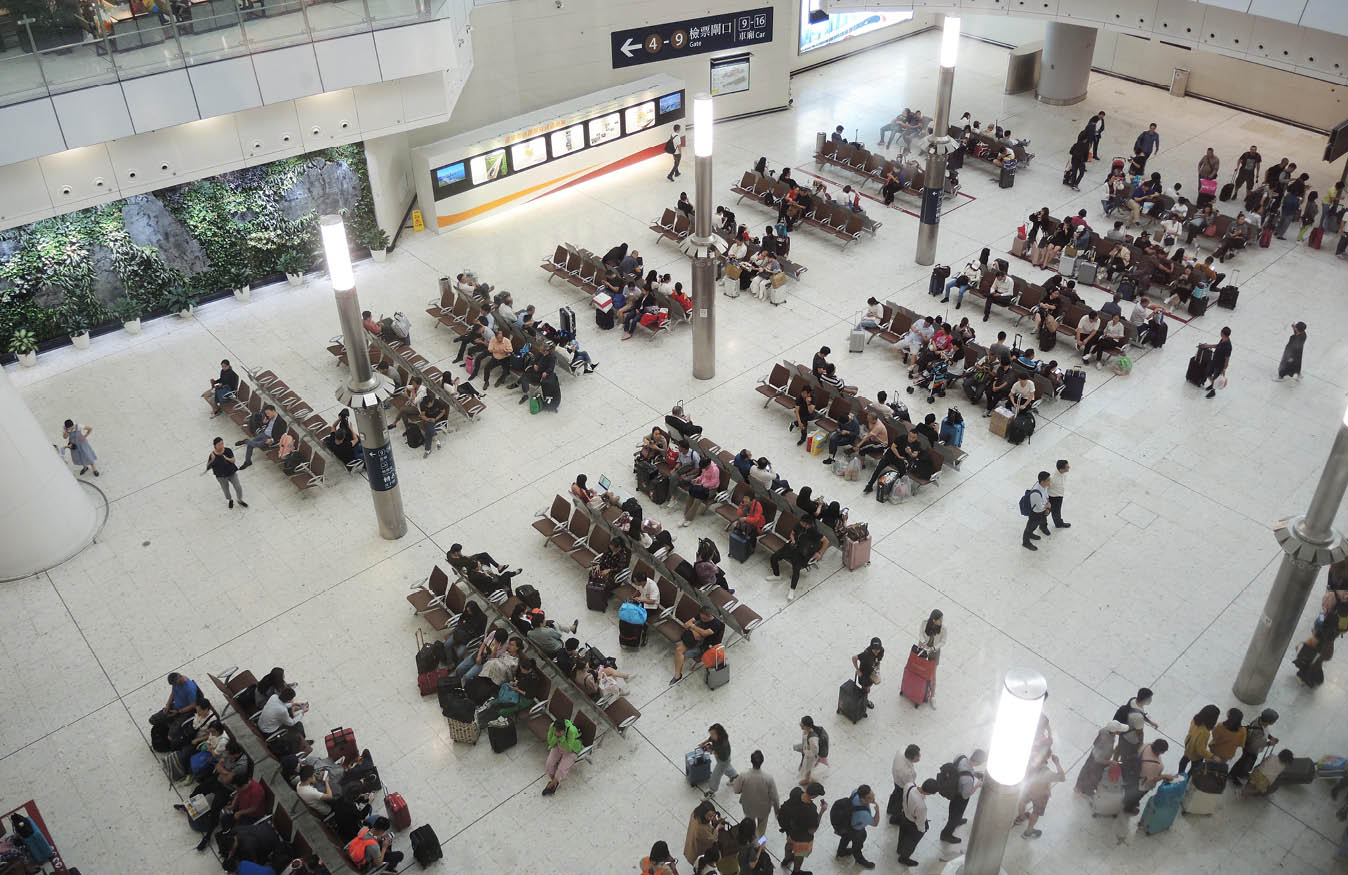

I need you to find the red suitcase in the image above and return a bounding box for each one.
[1309,227,1324,249]
[1259,227,1273,248]
[901,647,936,707]
[418,667,449,696]
[385,791,411,831]
[325,726,358,762]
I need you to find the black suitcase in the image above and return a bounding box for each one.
[437,674,462,713]
[634,457,657,489]
[488,719,518,753]
[1272,756,1316,789]
[929,265,951,295]
[516,583,541,610]
[1117,278,1137,301]
[1219,182,1234,202]
[1188,295,1208,317]
[999,165,1015,188]
[618,619,648,648]
[1008,411,1035,445]
[440,683,475,722]
[649,474,671,505]
[1186,346,1213,386]
[836,679,868,723]
[1149,320,1168,348]
[410,824,443,866]
[1062,366,1083,401]
[559,306,576,337]
[586,580,610,611]
[1217,285,1239,309]
[728,530,754,562]
[595,308,614,330]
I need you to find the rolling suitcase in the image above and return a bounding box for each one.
[447,717,480,744]
[728,529,754,562]
[1140,778,1186,835]
[705,661,730,689]
[618,619,648,648]
[487,718,518,753]
[1309,227,1324,249]
[325,727,358,763]
[559,306,576,337]
[1217,285,1239,309]
[596,308,615,330]
[1259,227,1273,247]
[1270,756,1316,790]
[1181,761,1227,815]
[1091,763,1126,816]
[836,678,868,723]
[1059,254,1076,277]
[768,278,788,305]
[842,533,871,570]
[586,580,610,611]
[1149,319,1168,348]
[1011,235,1028,257]
[875,470,902,503]
[849,328,866,353]
[999,165,1015,189]
[385,792,411,831]
[648,474,671,505]
[929,265,951,295]
[901,646,936,707]
[1188,295,1208,317]
[1186,345,1212,387]
[437,674,464,713]
[410,824,443,866]
[1076,260,1098,285]
[686,748,712,785]
[515,584,541,610]
[418,667,449,697]
[1219,182,1234,202]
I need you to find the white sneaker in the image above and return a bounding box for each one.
[679,520,691,528]
[435,440,442,449]
[764,573,781,581]
[786,589,795,601]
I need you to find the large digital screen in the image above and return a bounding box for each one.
[711,55,750,96]
[469,149,508,184]
[435,162,466,187]
[658,92,682,115]
[550,124,586,158]
[798,1,914,53]
[510,137,548,171]
[588,112,622,147]
[624,101,656,134]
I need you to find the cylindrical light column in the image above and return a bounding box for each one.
[916,16,960,266]
[685,93,721,380]
[1233,406,1348,704]
[962,669,1048,875]
[320,215,408,541]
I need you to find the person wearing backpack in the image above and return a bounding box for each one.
[666,125,684,181]
[1021,472,1052,551]
[793,716,827,786]
[937,750,985,843]
[1113,688,1157,806]
[831,785,878,869]
[779,782,825,875]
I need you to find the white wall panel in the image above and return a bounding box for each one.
[188,58,265,119]
[374,21,449,81]
[122,70,200,133]
[37,145,118,207]
[294,90,362,149]
[51,85,134,149]
[1198,4,1256,53]
[1299,24,1348,77]
[233,102,304,160]
[0,101,66,167]
[252,45,324,104]
[1007,0,1061,20]
[1249,16,1305,64]
[1153,0,1205,43]
[314,34,383,92]
[106,128,177,192]
[354,80,406,132]
[399,72,449,122]
[0,160,54,226]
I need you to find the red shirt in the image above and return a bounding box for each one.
[232,780,265,816]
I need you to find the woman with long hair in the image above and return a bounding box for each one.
[1178,704,1221,774]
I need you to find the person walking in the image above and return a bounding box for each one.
[1233,146,1261,197]
[1229,709,1279,787]
[667,125,684,181]
[779,783,825,875]
[1083,111,1105,161]
[1197,147,1220,194]
[206,437,247,509]
[1016,754,1066,839]
[1177,704,1220,775]
[851,637,884,710]
[895,779,937,867]
[62,419,99,476]
[1047,459,1071,528]
[699,723,738,799]
[1133,123,1160,160]
[937,750,985,844]
[731,750,779,838]
[889,744,921,823]
[793,716,825,787]
[1113,688,1157,810]
[1199,327,1232,399]
[1022,471,1052,551]
[1074,721,1127,796]
[1275,322,1306,382]
[833,785,878,869]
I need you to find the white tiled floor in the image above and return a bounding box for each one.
[5,31,1348,875]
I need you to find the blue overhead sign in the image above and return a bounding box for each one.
[611,7,773,69]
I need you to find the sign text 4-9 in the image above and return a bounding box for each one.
[611,7,773,70]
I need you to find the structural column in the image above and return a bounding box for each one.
[685,93,724,380]
[915,16,961,266]
[0,366,99,580]
[1037,22,1096,106]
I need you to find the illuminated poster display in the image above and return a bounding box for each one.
[550,124,586,157]
[798,1,913,53]
[624,101,656,133]
[710,55,750,96]
[588,112,622,146]
[469,149,508,184]
[510,137,548,170]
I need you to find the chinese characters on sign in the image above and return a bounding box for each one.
[611,7,773,69]
[366,443,398,492]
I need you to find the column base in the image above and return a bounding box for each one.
[1036,93,1087,106]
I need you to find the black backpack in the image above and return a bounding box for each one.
[698,537,721,564]
[664,137,676,154]
[829,796,854,835]
[406,426,424,449]
[936,761,968,800]
[946,407,963,426]
[621,496,643,519]
[814,726,829,759]
[282,452,301,475]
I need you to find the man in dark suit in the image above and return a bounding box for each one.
[239,404,284,468]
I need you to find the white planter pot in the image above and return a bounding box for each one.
[178,307,193,319]
[70,332,91,350]
[286,272,303,287]
[17,351,37,368]
[371,248,387,263]
[234,285,251,301]
[124,318,142,334]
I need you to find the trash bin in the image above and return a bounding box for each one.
[815,131,826,156]
[1170,68,1189,98]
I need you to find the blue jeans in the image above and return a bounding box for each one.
[456,652,483,681]
[1276,211,1296,237]
[213,385,234,406]
[941,277,967,305]
[709,757,738,792]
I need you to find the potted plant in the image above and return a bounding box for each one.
[111,296,145,334]
[8,328,38,367]
[61,308,93,350]
[165,285,195,318]
[364,226,391,263]
[278,249,311,286]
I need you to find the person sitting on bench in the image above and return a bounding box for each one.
[765,517,827,601]
[823,413,862,465]
[981,269,1017,322]
[672,605,725,683]
[982,365,1013,416]
[1085,314,1126,366]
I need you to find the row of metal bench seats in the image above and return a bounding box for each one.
[535,491,763,639]
[754,362,951,492]
[250,368,363,475]
[963,266,1148,354]
[947,126,1035,169]
[201,375,330,491]
[206,667,377,868]
[406,563,637,738]
[427,276,590,375]
[327,333,485,425]
[731,171,873,247]
[647,208,809,281]
[541,242,691,338]
[813,139,927,201]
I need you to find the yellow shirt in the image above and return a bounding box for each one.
[1183,721,1212,761]
[1209,724,1246,762]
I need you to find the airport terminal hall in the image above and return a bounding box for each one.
[7,0,1348,872]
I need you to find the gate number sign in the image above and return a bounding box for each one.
[611,7,773,70]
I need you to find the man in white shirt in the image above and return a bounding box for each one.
[889,744,921,823]
[1009,375,1036,413]
[1074,311,1101,356]
[1023,471,1052,551]
[666,124,683,181]
[897,317,935,362]
[296,765,336,816]
[634,570,660,611]
[1084,314,1127,366]
[257,687,307,735]
[896,779,938,866]
[981,270,1017,322]
[1048,459,1070,528]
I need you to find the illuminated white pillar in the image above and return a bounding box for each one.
[682,93,724,381]
[916,16,960,266]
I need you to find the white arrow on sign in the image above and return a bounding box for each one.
[620,37,641,58]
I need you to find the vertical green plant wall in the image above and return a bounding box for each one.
[0,144,378,353]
